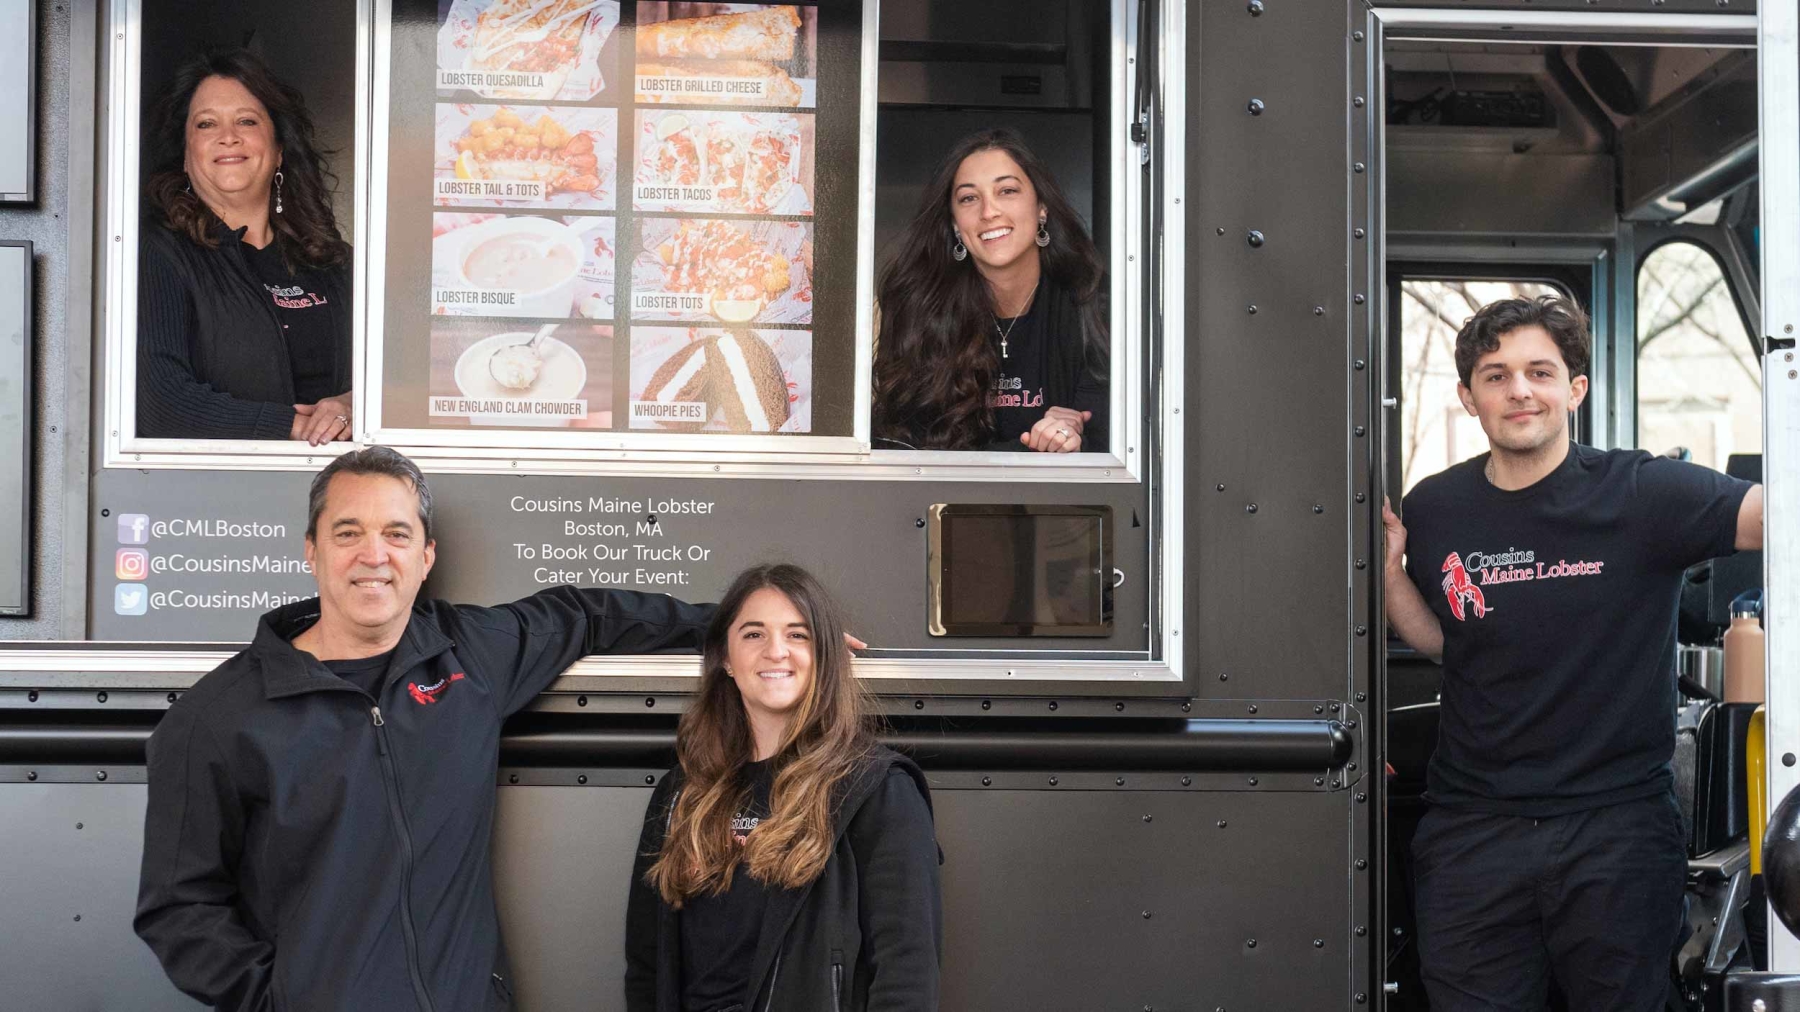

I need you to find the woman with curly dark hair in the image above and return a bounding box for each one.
[138,48,353,444]
[872,128,1108,452]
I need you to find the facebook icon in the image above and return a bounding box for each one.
[117,514,150,545]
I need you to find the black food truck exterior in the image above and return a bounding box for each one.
[2,0,1799,1008]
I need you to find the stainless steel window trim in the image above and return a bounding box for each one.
[1151,0,1183,675]
[1760,0,1800,972]
[100,0,142,467]
[1371,9,1755,47]
[0,648,1181,687]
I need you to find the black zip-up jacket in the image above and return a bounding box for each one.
[137,222,352,440]
[135,587,710,1012]
[625,747,943,1012]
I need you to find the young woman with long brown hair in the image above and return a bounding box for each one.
[625,564,942,1012]
[872,127,1108,452]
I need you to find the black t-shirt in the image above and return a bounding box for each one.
[1401,443,1752,816]
[988,301,1050,445]
[986,299,1106,449]
[680,759,776,1012]
[322,650,394,699]
[242,240,340,405]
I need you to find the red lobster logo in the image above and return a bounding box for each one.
[1441,553,1489,622]
[408,672,465,705]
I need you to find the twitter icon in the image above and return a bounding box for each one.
[114,584,148,616]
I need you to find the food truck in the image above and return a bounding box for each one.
[0,0,1797,1007]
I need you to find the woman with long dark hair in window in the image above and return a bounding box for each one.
[139,48,353,444]
[625,563,942,1012]
[873,127,1108,452]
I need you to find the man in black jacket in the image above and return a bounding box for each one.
[135,446,713,1011]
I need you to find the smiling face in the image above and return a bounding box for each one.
[950,148,1046,275]
[183,74,281,212]
[725,587,816,734]
[1457,324,1589,455]
[304,472,435,644]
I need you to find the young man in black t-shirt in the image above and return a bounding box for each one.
[1382,295,1764,1010]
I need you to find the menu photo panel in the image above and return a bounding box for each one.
[380,2,863,440]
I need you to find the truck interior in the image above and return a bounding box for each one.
[1377,29,1766,1008]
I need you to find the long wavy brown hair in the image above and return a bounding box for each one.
[872,127,1107,449]
[645,564,874,906]
[144,48,350,270]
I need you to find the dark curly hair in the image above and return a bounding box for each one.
[1453,294,1591,387]
[144,48,349,270]
[872,128,1106,449]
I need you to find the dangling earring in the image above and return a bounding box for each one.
[1036,216,1050,248]
[951,227,968,262]
[273,170,284,215]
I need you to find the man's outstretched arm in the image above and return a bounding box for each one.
[1383,498,1443,664]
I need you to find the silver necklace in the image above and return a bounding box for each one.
[991,281,1039,359]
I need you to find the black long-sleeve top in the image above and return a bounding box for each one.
[136,222,352,440]
[627,748,944,1012]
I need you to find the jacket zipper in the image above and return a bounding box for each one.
[761,952,781,1012]
[372,706,439,1012]
[830,954,843,1012]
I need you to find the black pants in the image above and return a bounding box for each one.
[1412,792,1686,1011]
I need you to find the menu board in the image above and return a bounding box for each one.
[381,1,862,437]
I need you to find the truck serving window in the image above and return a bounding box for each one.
[868,0,1117,461]
[103,0,1148,476]
[1636,240,1762,471]
[112,0,361,457]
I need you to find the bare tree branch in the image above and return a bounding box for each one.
[1639,275,1726,353]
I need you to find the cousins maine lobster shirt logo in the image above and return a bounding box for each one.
[1438,546,1608,622]
[409,672,466,705]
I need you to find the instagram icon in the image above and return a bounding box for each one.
[116,547,149,581]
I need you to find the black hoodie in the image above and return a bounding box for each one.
[135,587,710,1012]
[625,747,944,1012]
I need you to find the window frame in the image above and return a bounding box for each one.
[1382,262,1589,501]
[1631,233,1765,467]
[101,0,1152,485]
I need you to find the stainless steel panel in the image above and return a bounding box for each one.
[82,469,1152,659]
[1758,0,1800,973]
[1187,0,1353,701]
[933,787,1350,1009]
[492,786,647,1011]
[0,783,204,1010]
[0,0,34,202]
[1388,151,1616,238]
